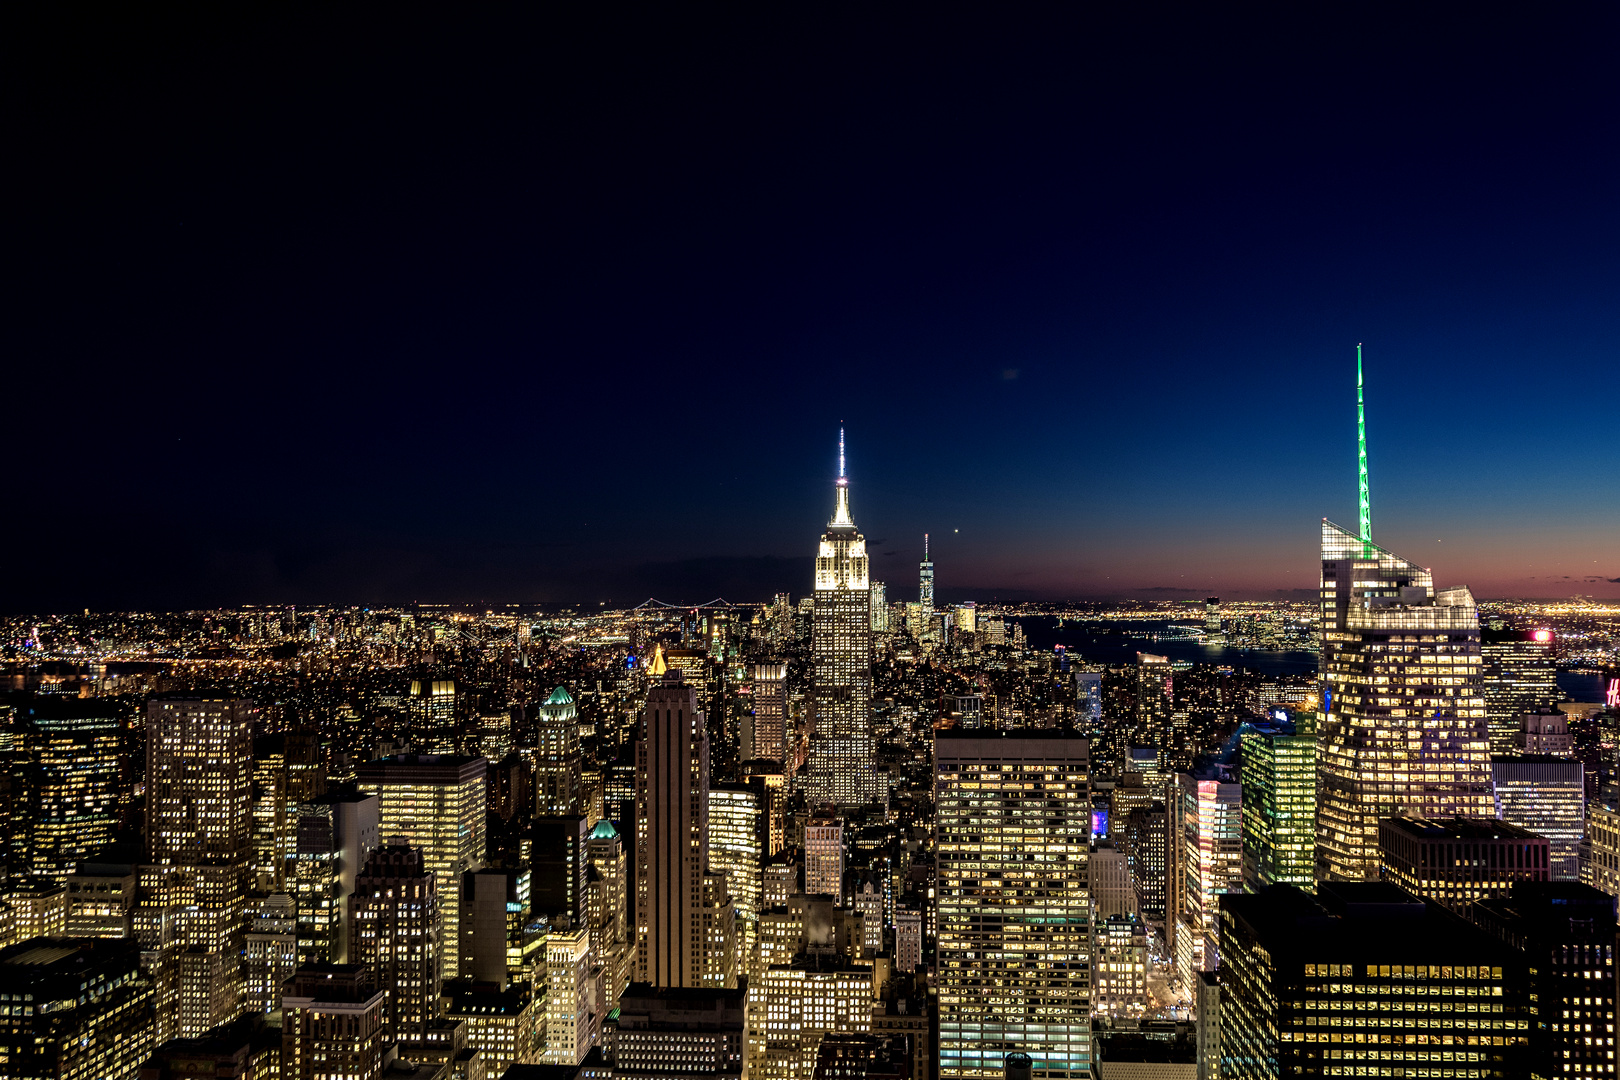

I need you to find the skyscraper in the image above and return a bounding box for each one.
[1174,768,1243,988]
[1480,627,1560,754]
[869,581,889,632]
[636,674,718,987]
[709,784,763,961]
[536,686,582,816]
[355,754,485,979]
[804,812,844,899]
[407,678,458,754]
[936,731,1092,1080]
[145,696,255,1038]
[1238,712,1317,890]
[1316,348,1493,881]
[11,698,124,878]
[587,818,632,1006]
[348,842,441,1046]
[1491,756,1584,881]
[918,533,934,614]
[807,430,877,809]
[750,663,789,765]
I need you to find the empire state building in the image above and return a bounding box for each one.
[807,431,878,808]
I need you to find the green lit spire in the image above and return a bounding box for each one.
[1356,343,1371,544]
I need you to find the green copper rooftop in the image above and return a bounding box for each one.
[589,819,619,839]
[545,686,574,705]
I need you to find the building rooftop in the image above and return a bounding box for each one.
[1383,815,1544,842]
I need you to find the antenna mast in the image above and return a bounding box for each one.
[1357,343,1371,543]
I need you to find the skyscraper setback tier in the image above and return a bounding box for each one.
[936,731,1092,1080]
[1315,520,1493,882]
[807,434,877,808]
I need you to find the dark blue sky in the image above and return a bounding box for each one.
[10,7,1619,611]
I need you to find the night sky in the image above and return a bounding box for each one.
[11,8,1620,611]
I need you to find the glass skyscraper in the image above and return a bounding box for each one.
[1316,520,1493,881]
[1238,711,1317,891]
[807,431,877,808]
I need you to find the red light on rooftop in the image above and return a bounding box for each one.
[1532,629,1552,643]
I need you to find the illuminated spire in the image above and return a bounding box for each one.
[1357,343,1371,543]
[924,533,929,560]
[831,427,853,526]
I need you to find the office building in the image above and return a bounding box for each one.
[1316,521,1493,881]
[1121,802,1169,924]
[936,731,1092,1080]
[1093,913,1148,1016]
[1174,769,1242,987]
[543,922,595,1065]
[606,983,746,1078]
[251,736,292,892]
[0,936,155,1080]
[1203,597,1222,637]
[587,818,632,1007]
[806,431,878,809]
[868,581,889,632]
[290,792,380,963]
[1090,843,1135,919]
[244,892,298,1015]
[1132,654,1173,746]
[65,862,137,938]
[1481,627,1559,754]
[710,784,763,959]
[805,813,844,899]
[745,957,874,1080]
[147,696,255,865]
[10,698,124,878]
[407,678,458,755]
[1583,800,1620,900]
[956,602,977,635]
[751,664,790,765]
[1378,815,1550,911]
[349,842,441,1045]
[280,964,387,1080]
[1218,882,1530,1080]
[1469,881,1617,1078]
[636,674,714,988]
[537,686,583,816]
[533,814,590,927]
[1238,712,1317,890]
[356,754,486,979]
[461,866,527,988]
[145,696,255,1038]
[889,906,920,975]
[1491,756,1584,881]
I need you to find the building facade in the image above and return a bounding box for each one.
[936,732,1092,1080]
[1218,882,1530,1079]
[1377,815,1550,911]
[1238,713,1317,890]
